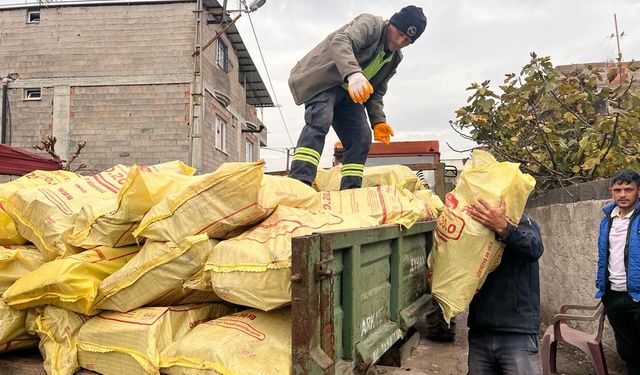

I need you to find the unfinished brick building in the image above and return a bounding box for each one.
[0,0,272,174]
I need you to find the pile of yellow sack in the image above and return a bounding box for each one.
[0,160,437,375]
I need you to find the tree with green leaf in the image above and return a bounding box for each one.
[450,52,640,192]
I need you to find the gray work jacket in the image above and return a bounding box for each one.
[288,14,402,127]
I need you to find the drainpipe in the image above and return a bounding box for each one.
[1,78,8,144]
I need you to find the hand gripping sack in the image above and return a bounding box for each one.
[2,245,139,315]
[25,306,89,375]
[133,161,270,242]
[205,206,377,311]
[77,304,232,375]
[160,308,291,375]
[94,235,221,313]
[430,150,535,323]
[0,170,79,245]
[69,162,197,249]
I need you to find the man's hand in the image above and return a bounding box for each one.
[373,123,394,144]
[347,72,374,104]
[469,197,508,237]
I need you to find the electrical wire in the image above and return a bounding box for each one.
[244,9,296,148]
[262,147,289,154]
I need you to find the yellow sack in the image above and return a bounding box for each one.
[0,170,79,245]
[25,306,89,375]
[0,245,45,293]
[160,308,291,375]
[77,304,232,375]
[206,206,377,311]
[0,300,38,353]
[258,175,320,210]
[314,164,424,192]
[4,162,191,261]
[318,185,422,228]
[133,161,270,242]
[94,235,220,313]
[2,245,139,315]
[69,162,197,249]
[430,150,536,323]
[412,189,443,220]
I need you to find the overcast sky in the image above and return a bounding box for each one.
[1,0,639,171]
[234,0,640,171]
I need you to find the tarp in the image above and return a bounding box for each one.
[0,144,62,175]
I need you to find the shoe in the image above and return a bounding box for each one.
[424,314,456,342]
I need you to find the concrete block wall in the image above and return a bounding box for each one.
[1,1,267,173]
[0,3,194,79]
[201,18,265,161]
[69,83,190,173]
[5,87,53,152]
[527,179,625,371]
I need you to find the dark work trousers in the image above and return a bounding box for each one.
[288,86,372,190]
[602,290,640,374]
[468,330,541,375]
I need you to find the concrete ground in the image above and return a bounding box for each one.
[370,310,627,375]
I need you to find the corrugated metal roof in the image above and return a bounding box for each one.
[0,144,63,175]
[0,0,274,107]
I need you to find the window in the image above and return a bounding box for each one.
[23,88,42,101]
[26,8,40,24]
[245,139,254,162]
[215,116,227,153]
[216,39,229,72]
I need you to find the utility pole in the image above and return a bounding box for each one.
[613,13,624,82]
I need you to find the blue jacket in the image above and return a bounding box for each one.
[595,202,640,301]
[467,215,544,334]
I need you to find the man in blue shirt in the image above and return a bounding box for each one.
[596,170,640,374]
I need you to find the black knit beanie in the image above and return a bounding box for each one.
[389,5,427,43]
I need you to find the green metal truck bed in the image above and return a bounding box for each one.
[291,221,435,375]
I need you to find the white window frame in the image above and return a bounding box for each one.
[23,88,42,101]
[216,39,229,72]
[26,8,40,24]
[245,139,254,162]
[215,116,228,153]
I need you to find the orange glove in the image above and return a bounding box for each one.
[373,123,394,144]
[347,72,374,104]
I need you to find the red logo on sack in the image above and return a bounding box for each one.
[436,209,465,241]
[444,193,459,209]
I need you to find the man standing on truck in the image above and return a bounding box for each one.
[466,198,544,374]
[595,170,640,374]
[287,6,427,190]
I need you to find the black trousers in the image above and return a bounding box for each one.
[288,86,372,190]
[602,290,640,374]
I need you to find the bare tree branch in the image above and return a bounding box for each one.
[33,135,62,161]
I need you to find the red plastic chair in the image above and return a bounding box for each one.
[541,300,608,375]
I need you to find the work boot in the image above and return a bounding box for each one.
[424,312,456,342]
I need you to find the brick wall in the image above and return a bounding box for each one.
[1,1,266,174]
[69,84,190,173]
[5,87,53,152]
[202,18,265,163]
[0,3,194,79]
